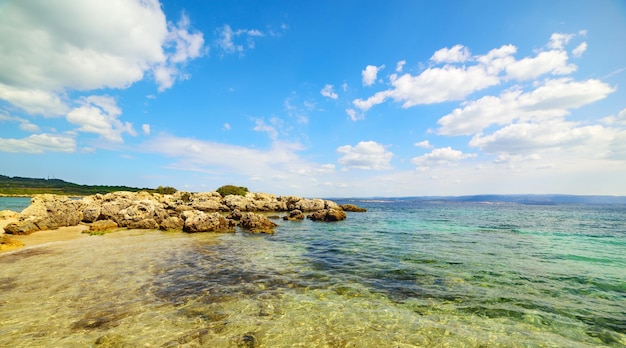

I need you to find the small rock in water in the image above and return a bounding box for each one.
[236,332,257,348]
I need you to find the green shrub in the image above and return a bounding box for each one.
[155,186,178,195]
[216,185,249,197]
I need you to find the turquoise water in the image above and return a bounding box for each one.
[0,198,624,346]
[0,196,31,212]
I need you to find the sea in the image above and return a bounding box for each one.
[0,197,624,347]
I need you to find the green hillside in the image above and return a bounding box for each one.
[0,175,151,196]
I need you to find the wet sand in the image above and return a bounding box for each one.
[0,218,89,253]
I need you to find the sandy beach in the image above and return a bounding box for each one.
[0,218,89,253]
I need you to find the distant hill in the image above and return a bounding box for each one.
[344,194,626,205]
[0,175,151,196]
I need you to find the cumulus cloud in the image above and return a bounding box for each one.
[0,133,76,153]
[411,147,476,168]
[320,84,338,99]
[66,95,136,142]
[142,124,151,135]
[351,32,590,113]
[215,24,264,55]
[505,50,576,80]
[430,44,471,63]
[362,65,385,86]
[437,78,615,136]
[548,33,574,50]
[337,141,393,170]
[0,0,204,117]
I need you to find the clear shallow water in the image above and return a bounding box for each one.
[0,196,31,212]
[0,199,625,347]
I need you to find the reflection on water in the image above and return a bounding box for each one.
[0,201,625,347]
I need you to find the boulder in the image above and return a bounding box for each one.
[127,218,159,230]
[89,219,119,232]
[159,216,184,231]
[283,209,304,221]
[3,219,39,235]
[239,212,278,233]
[117,200,167,227]
[339,204,367,212]
[294,198,326,212]
[182,211,236,233]
[190,192,227,212]
[0,210,19,219]
[307,209,347,222]
[227,209,243,220]
[82,203,102,223]
[4,194,82,234]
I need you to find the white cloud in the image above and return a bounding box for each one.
[0,0,205,117]
[548,33,574,50]
[351,33,593,114]
[215,24,264,55]
[142,124,151,135]
[0,133,76,153]
[320,84,338,99]
[572,42,588,57]
[430,44,471,63]
[437,78,615,136]
[412,147,476,168]
[469,120,613,157]
[337,141,393,170]
[602,108,626,126]
[345,108,363,121]
[66,95,136,142]
[0,114,40,133]
[414,140,434,149]
[396,60,406,72]
[253,118,283,140]
[0,84,69,117]
[142,135,334,184]
[362,65,385,86]
[505,50,576,80]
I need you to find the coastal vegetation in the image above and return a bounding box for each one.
[0,175,149,196]
[216,185,249,197]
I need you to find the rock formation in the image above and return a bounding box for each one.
[3,191,360,235]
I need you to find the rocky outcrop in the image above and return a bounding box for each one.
[339,204,367,212]
[4,194,83,235]
[307,209,347,222]
[283,209,304,221]
[239,213,277,234]
[3,191,358,235]
[181,211,236,233]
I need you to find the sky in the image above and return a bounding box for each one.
[1,0,625,197]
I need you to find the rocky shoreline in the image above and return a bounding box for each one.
[1,191,365,237]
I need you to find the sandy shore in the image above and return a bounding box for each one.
[0,218,89,253]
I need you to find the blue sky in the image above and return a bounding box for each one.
[1,0,625,197]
